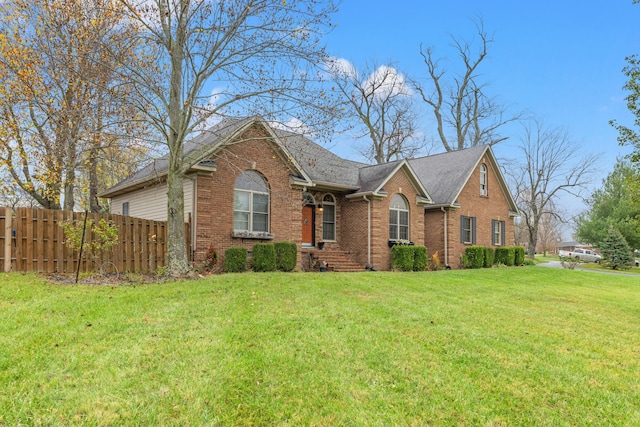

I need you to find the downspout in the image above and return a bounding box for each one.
[363,195,371,268]
[188,174,197,262]
[441,207,448,268]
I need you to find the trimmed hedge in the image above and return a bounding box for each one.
[224,247,247,273]
[484,246,495,267]
[274,241,297,272]
[495,246,516,266]
[391,245,415,271]
[413,246,428,271]
[464,246,485,269]
[252,243,276,272]
[514,246,525,266]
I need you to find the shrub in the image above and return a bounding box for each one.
[514,246,525,266]
[560,256,580,270]
[391,245,414,271]
[460,253,469,269]
[599,227,634,270]
[224,247,247,273]
[464,246,485,269]
[413,246,428,271]
[495,246,515,266]
[484,246,495,267]
[274,241,297,272]
[252,243,276,272]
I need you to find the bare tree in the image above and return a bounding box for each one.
[328,60,425,163]
[113,0,337,276]
[413,19,522,152]
[507,119,600,258]
[536,204,563,256]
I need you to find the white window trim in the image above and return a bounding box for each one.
[234,189,270,233]
[480,163,488,196]
[389,194,410,241]
[321,193,336,241]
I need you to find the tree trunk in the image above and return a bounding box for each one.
[88,145,101,213]
[527,226,537,258]
[165,16,189,277]
[166,162,189,276]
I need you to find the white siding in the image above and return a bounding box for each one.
[110,178,194,221]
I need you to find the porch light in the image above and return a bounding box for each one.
[317,205,323,213]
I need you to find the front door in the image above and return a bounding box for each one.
[302,205,315,246]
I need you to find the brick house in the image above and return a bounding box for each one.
[101,116,518,270]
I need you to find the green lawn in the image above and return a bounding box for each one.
[1,268,639,426]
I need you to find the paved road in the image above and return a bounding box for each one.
[538,261,639,277]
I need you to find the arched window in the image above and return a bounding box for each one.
[322,194,336,241]
[302,192,315,206]
[389,194,409,240]
[480,163,488,196]
[234,170,269,232]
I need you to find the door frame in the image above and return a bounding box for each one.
[302,204,316,247]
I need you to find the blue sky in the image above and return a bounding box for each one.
[321,0,640,221]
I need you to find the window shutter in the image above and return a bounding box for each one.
[501,220,506,246]
[460,216,465,243]
[471,217,477,244]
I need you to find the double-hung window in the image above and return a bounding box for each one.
[389,194,409,240]
[460,215,476,244]
[322,194,336,241]
[233,170,269,233]
[492,219,506,246]
[480,164,488,196]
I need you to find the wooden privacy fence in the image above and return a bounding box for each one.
[0,207,191,274]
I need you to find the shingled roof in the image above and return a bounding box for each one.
[409,145,518,213]
[101,116,515,213]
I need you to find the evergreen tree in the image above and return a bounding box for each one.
[599,227,634,270]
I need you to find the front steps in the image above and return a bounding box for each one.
[304,249,365,272]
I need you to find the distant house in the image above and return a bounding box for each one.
[100,116,519,270]
[556,241,595,253]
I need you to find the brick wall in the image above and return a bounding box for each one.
[194,124,303,265]
[336,168,424,271]
[425,154,514,269]
[339,196,369,266]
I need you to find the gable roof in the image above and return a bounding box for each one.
[100,116,261,197]
[409,145,518,213]
[101,116,432,201]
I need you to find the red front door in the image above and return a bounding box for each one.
[302,205,314,246]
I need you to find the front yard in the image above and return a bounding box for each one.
[1,268,639,426]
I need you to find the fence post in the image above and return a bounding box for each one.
[3,207,11,272]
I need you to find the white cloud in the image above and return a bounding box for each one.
[363,65,413,99]
[324,57,357,79]
[270,117,312,135]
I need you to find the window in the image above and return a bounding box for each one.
[460,215,476,244]
[122,202,129,216]
[492,219,506,246]
[480,163,488,196]
[234,170,269,232]
[389,194,409,240]
[322,194,336,241]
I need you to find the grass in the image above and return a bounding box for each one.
[1,268,639,426]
